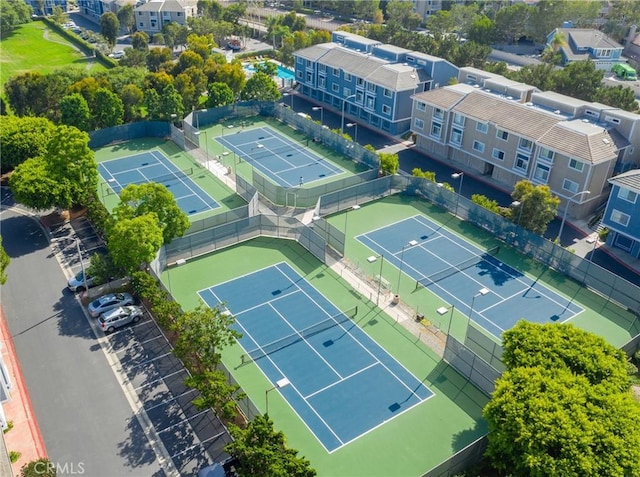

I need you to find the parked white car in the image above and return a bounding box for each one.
[88,293,134,318]
[109,50,125,59]
[98,306,143,333]
[67,271,96,292]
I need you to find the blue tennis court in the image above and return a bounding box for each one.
[198,262,433,452]
[216,126,344,187]
[357,215,584,339]
[99,151,220,215]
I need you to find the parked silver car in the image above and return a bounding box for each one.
[67,271,96,292]
[88,293,134,318]
[98,306,143,333]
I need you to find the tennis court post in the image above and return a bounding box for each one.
[265,378,290,415]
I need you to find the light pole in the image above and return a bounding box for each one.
[366,253,386,306]
[282,92,294,109]
[467,288,490,338]
[194,130,209,161]
[265,377,290,415]
[312,106,324,126]
[341,94,357,134]
[346,122,358,143]
[510,200,523,227]
[396,239,419,296]
[444,304,456,337]
[557,190,591,243]
[451,172,463,216]
[344,204,360,233]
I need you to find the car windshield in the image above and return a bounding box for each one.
[75,271,84,281]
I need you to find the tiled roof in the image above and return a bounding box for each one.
[453,91,560,139]
[135,0,194,11]
[292,43,337,61]
[413,87,467,109]
[537,120,626,164]
[608,169,640,193]
[560,28,622,50]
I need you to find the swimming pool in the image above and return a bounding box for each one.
[244,62,295,80]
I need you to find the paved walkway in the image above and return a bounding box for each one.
[0,306,47,476]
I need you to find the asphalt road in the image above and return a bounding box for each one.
[0,207,165,477]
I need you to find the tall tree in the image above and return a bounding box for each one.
[60,93,92,131]
[92,88,124,128]
[132,31,150,50]
[239,72,281,102]
[510,180,559,234]
[113,182,189,244]
[0,0,32,31]
[100,12,119,47]
[226,414,317,477]
[0,116,54,172]
[107,214,164,274]
[116,4,134,34]
[553,60,603,101]
[494,3,530,44]
[119,84,144,122]
[385,0,421,31]
[593,85,639,112]
[207,82,235,107]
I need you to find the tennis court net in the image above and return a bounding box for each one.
[415,245,500,290]
[104,167,194,194]
[245,305,358,361]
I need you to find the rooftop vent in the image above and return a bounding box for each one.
[525,102,534,106]
[474,84,480,88]
[582,119,589,123]
[507,96,513,100]
[554,110,561,114]
[603,138,610,145]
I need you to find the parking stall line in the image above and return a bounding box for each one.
[156,409,210,435]
[139,334,165,346]
[134,369,186,392]
[143,389,198,413]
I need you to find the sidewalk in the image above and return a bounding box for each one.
[0,306,47,476]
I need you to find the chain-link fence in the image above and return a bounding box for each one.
[421,436,489,477]
[89,121,170,149]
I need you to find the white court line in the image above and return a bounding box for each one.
[304,362,378,399]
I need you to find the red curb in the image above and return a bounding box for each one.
[0,306,47,459]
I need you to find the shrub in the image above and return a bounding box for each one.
[10,450,22,463]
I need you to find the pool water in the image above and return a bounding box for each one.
[244,62,295,80]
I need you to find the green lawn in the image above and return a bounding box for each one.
[1,20,105,90]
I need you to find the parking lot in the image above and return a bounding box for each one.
[105,313,233,474]
[47,213,232,475]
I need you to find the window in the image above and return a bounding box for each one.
[365,96,375,109]
[343,87,351,97]
[306,72,312,82]
[414,118,425,129]
[519,138,533,151]
[297,71,303,79]
[431,122,442,138]
[357,77,364,86]
[356,91,363,103]
[569,158,584,172]
[333,68,339,76]
[332,83,339,92]
[453,113,465,126]
[416,102,426,111]
[514,153,529,171]
[139,21,144,27]
[492,148,505,161]
[384,88,392,98]
[150,11,156,16]
[534,164,550,183]
[177,12,182,16]
[563,179,579,193]
[538,147,554,161]
[472,140,485,153]
[297,57,303,64]
[496,129,509,141]
[367,82,376,93]
[434,108,444,120]
[476,122,488,133]
[318,76,325,88]
[450,127,463,145]
[610,209,630,226]
[382,104,391,115]
[618,188,638,203]
[406,56,415,62]
[306,59,312,67]
[345,73,352,81]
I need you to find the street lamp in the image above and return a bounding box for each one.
[557,190,591,243]
[265,377,290,415]
[396,239,419,296]
[344,203,360,232]
[367,254,385,306]
[467,288,490,337]
[341,94,357,134]
[451,172,464,216]
[346,122,358,143]
[194,130,209,161]
[312,106,324,126]
[282,92,294,109]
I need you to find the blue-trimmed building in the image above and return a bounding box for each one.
[601,169,640,258]
[293,31,458,136]
[27,0,68,15]
[547,28,624,71]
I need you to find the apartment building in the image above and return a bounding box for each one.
[601,170,640,258]
[410,67,640,219]
[293,32,458,136]
[412,0,443,20]
[134,0,197,33]
[27,0,67,16]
